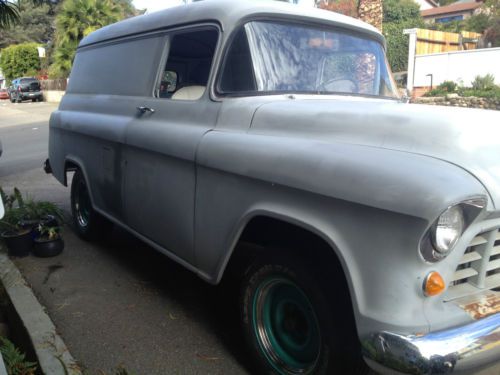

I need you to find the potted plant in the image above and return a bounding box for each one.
[23,200,64,238]
[33,225,64,257]
[0,188,33,257]
[0,187,65,257]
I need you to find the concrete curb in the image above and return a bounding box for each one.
[0,251,81,375]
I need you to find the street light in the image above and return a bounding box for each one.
[426,73,433,90]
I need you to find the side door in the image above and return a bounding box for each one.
[123,26,221,264]
[59,34,165,223]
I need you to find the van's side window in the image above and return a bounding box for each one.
[157,29,218,100]
[219,28,256,94]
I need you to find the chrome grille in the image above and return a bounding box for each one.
[447,228,500,299]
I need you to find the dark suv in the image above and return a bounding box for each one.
[8,77,43,103]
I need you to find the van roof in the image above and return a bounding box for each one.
[80,0,384,48]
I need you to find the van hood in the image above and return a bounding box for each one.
[250,98,500,208]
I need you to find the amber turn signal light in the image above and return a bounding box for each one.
[423,271,446,297]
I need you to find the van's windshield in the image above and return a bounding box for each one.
[220,21,398,99]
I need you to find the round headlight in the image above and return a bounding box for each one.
[433,205,464,254]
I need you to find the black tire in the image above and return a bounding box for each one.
[9,96,14,103]
[32,98,36,102]
[71,169,113,240]
[241,252,368,375]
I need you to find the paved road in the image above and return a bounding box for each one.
[0,101,52,177]
[1,101,499,375]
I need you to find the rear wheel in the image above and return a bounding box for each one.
[241,253,368,375]
[71,169,113,240]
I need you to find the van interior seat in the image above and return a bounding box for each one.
[171,85,205,100]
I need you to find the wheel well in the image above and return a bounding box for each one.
[225,216,351,294]
[64,160,79,186]
[224,215,360,346]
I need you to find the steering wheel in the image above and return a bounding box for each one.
[316,77,358,93]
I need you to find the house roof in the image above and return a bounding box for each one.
[421,2,481,17]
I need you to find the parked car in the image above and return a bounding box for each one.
[46,1,500,374]
[8,77,43,103]
[0,88,9,100]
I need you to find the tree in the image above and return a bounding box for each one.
[318,0,358,18]
[480,0,500,47]
[381,0,424,72]
[50,0,132,78]
[0,1,20,28]
[0,0,55,28]
[0,42,40,80]
[383,0,420,23]
[0,2,55,49]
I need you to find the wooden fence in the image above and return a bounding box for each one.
[39,78,67,91]
[415,29,482,55]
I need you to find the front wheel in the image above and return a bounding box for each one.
[241,254,368,375]
[71,169,112,240]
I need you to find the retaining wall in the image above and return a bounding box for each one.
[411,94,500,110]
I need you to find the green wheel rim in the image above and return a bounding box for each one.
[252,277,321,375]
[75,179,91,228]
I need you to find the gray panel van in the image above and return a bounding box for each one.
[47,1,500,374]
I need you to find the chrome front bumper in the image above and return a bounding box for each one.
[363,313,500,374]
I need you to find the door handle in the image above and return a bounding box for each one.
[137,106,155,114]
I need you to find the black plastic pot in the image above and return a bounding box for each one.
[1,230,33,257]
[40,215,59,228]
[18,219,40,240]
[33,236,64,258]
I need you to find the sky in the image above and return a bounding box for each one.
[132,0,186,13]
[132,0,315,13]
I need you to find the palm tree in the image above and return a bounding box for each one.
[0,1,19,28]
[50,0,125,77]
[0,0,50,28]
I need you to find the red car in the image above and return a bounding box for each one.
[0,88,9,100]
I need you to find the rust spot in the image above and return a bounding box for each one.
[455,292,500,320]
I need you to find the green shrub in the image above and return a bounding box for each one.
[423,89,447,97]
[0,187,64,233]
[459,87,500,99]
[0,43,41,81]
[383,0,421,23]
[471,74,496,91]
[383,19,425,73]
[437,80,457,93]
[0,337,37,375]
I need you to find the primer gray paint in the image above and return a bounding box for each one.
[48,0,500,373]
